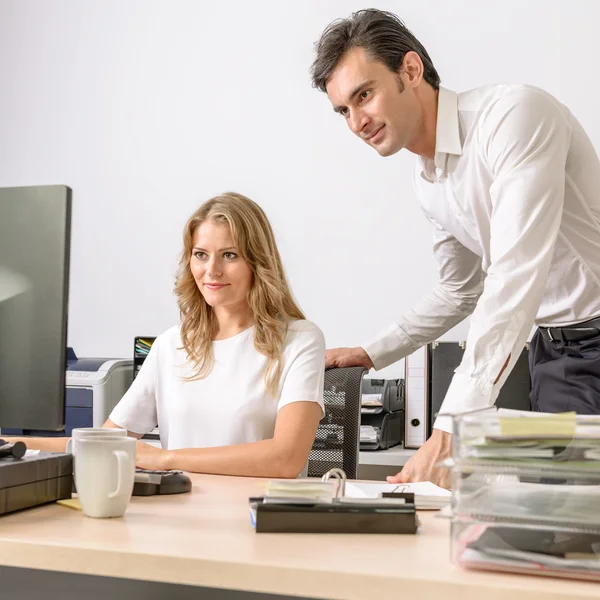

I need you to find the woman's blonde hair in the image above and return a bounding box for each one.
[174,192,305,396]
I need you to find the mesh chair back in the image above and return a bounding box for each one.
[307,366,367,479]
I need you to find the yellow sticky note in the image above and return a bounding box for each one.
[500,412,576,438]
[56,498,82,511]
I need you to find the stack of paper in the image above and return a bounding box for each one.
[458,409,600,468]
[361,393,383,407]
[134,338,154,356]
[359,425,379,444]
[361,393,383,415]
[459,478,600,525]
[459,525,600,580]
[344,481,451,510]
[265,479,337,503]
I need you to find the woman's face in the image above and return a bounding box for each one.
[189,219,253,311]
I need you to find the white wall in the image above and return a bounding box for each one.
[0,0,598,379]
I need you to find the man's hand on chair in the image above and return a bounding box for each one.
[325,347,374,370]
[387,429,453,489]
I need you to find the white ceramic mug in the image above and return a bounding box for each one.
[75,435,136,518]
[66,427,127,455]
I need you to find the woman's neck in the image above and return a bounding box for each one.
[212,305,254,340]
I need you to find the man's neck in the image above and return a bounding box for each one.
[405,86,439,160]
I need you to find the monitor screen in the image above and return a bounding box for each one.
[0,185,71,430]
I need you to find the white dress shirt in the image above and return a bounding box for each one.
[364,84,600,432]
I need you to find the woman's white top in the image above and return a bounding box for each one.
[109,320,325,449]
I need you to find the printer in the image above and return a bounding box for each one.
[2,349,133,436]
[65,350,133,430]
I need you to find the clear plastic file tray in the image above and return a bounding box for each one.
[447,410,600,581]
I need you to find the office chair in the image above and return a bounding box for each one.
[307,366,367,479]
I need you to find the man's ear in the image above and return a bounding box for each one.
[401,51,424,87]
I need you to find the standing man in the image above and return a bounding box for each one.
[311,9,600,488]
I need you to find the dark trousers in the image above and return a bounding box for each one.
[529,328,600,414]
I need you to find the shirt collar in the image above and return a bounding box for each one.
[419,87,463,182]
[435,87,463,157]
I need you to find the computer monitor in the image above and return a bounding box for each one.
[0,185,71,430]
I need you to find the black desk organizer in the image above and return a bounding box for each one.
[0,452,73,516]
[133,336,157,380]
[133,336,159,441]
[360,378,405,450]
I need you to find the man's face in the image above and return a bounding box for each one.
[326,47,420,157]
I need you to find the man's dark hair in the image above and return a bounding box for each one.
[311,9,440,93]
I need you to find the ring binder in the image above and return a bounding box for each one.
[249,468,418,534]
[321,467,347,497]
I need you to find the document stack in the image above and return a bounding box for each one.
[448,409,600,581]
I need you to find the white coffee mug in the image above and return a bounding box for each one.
[66,427,127,455]
[75,435,136,518]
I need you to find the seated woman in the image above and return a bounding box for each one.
[21,192,325,478]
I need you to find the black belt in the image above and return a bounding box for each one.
[540,316,600,343]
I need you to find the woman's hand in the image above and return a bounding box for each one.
[135,441,172,471]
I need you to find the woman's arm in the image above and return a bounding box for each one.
[0,420,144,453]
[136,401,322,478]
[1,436,69,452]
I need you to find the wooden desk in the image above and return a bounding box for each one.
[0,474,597,600]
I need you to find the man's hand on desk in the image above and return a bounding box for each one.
[325,347,374,370]
[387,429,452,489]
[135,441,172,471]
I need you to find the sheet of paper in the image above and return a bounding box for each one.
[345,481,451,499]
[345,481,451,510]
